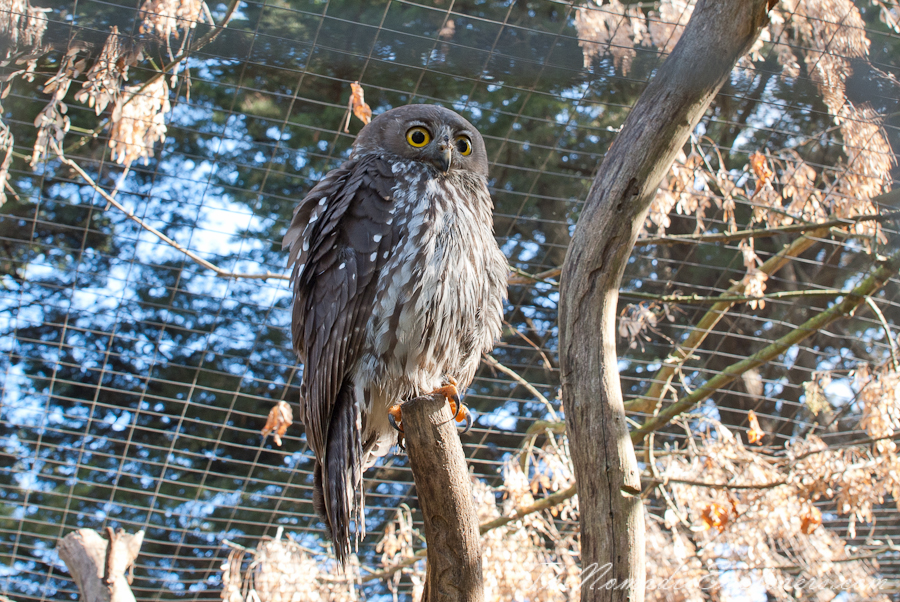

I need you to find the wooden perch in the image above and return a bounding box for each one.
[57,528,144,602]
[401,392,483,602]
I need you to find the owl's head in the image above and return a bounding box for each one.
[351,104,488,177]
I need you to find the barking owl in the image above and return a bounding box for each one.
[283,104,507,563]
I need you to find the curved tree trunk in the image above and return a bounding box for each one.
[558,2,772,600]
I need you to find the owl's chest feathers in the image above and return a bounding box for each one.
[365,166,496,392]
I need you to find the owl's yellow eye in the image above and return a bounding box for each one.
[455,136,472,156]
[406,126,431,148]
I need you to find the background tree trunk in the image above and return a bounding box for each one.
[558,2,773,600]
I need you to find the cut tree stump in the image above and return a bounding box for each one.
[57,527,144,602]
[400,392,483,602]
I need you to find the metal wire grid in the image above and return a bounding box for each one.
[0,0,898,599]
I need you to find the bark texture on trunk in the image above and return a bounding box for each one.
[558,2,772,601]
[57,528,144,602]
[402,393,483,602]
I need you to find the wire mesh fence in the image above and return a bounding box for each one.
[1,0,899,600]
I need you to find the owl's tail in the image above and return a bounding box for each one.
[313,383,364,566]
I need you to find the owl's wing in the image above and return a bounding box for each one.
[283,154,396,461]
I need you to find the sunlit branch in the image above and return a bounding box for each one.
[507,266,561,286]
[636,210,900,247]
[524,419,567,437]
[57,148,289,282]
[477,484,577,534]
[632,226,831,414]
[621,288,850,305]
[631,250,900,442]
[482,353,559,422]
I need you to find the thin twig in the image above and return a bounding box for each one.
[506,319,554,370]
[715,542,900,571]
[222,539,251,553]
[57,149,288,281]
[481,353,559,422]
[865,296,899,370]
[636,211,900,246]
[507,206,898,288]
[643,475,787,490]
[789,431,900,463]
[507,266,561,286]
[621,287,850,305]
[631,250,900,442]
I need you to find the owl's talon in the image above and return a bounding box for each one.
[388,405,404,433]
[458,406,474,435]
[431,379,461,418]
[450,393,463,421]
[388,405,406,450]
[429,378,472,435]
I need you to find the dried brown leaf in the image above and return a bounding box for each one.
[75,27,129,115]
[747,410,764,445]
[139,0,209,40]
[801,506,822,534]
[700,501,731,532]
[348,81,371,130]
[108,78,171,166]
[438,19,455,40]
[749,150,773,197]
[261,400,292,446]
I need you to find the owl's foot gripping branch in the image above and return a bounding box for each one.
[387,379,473,447]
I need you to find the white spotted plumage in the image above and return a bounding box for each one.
[355,161,506,465]
[283,104,507,565]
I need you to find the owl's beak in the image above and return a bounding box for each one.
[435,141,452,174]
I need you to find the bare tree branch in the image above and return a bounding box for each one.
[637,210,900,247]
[621,287,851,305]
[481,353,559,421]
[57,149,289,281]
[57,528,144,602]
[631,250,900,442]
[632,226,830,414]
